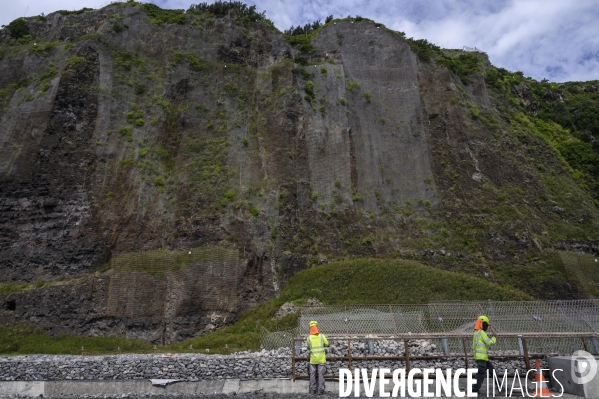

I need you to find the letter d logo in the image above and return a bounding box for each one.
[571,350,597,385]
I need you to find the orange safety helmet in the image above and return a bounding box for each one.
[309,320,319,335]
[474,315,490,330]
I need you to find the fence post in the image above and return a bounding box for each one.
[348,338,353,374]
[517,335,524,355]
[521,337,531,372]
[461,338,469,369]
[368,340,374,355]
[591,334,599,355]
[389,304,399,335]
[581,337,589,353]
[442,338,449,356]
[292,339,296,381]
[404,339,411,374]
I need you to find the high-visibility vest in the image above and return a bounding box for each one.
[307,333,328,364]
[472,329,496,361]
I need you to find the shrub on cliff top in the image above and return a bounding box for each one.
[142,3,186,24]
[56,7,94,16]
[404,38,440,63]
[6,18,29,40]
[439,53,483,84]
[188,1,266,23]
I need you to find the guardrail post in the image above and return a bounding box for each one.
[591,334,599,355]
[442,338,449,356]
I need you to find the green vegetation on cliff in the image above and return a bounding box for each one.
[484,67,599,203]
[0,324,153,355]
[141,3,186,24]
[0,258,530,355]
[188,1,267,26]
[5,18,29,40]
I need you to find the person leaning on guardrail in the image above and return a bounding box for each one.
[472,315,497,396]
[307,320,329,395]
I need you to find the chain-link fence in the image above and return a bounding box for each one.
[290,334,598,379]
[262,300,599,355]
[298,300,599,337]
[260,326,300,350]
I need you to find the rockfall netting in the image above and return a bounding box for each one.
[298,300,599,336]
[262,300,599,355]
[107,246,241,318]
[260,327,300,350]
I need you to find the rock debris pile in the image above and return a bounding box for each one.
[0,351,290,381]
[0,340,541,381]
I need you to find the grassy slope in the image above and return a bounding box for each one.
[0,258,531,355]
[0,324,154,355]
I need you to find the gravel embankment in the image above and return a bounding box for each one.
[0,339,544,381]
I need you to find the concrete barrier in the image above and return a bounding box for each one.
[549,356,599,398]
[0,377,582,397]
[0,381,44,397]
[0,379,316,397]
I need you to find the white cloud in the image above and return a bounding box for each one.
[1,0,597,82]
[1,0,110,26]
[396,0,599,82]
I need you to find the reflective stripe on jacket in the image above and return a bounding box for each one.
[307,333,329,364]
[472,329,496,361]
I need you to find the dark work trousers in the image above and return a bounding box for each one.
[473,360,496,393]
[309,363,326,394]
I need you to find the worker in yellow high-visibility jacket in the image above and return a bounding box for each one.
[307,320,329,394]
[472,315,497,395]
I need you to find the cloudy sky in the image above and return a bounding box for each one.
[2,0,598,82]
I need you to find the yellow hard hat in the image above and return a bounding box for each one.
[309,320,318,326]
[478,315,490,324]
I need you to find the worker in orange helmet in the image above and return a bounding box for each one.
[472,315,497,396]
[307,320,329,394]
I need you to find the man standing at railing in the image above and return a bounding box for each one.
[307,320,329,394]
[472,315,497,396]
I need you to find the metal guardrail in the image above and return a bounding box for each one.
[291,333,599,380]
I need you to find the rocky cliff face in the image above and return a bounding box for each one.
[1,3,598,342]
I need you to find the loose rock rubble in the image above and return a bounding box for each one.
[0,340,546,382]
[0,350,290,381]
